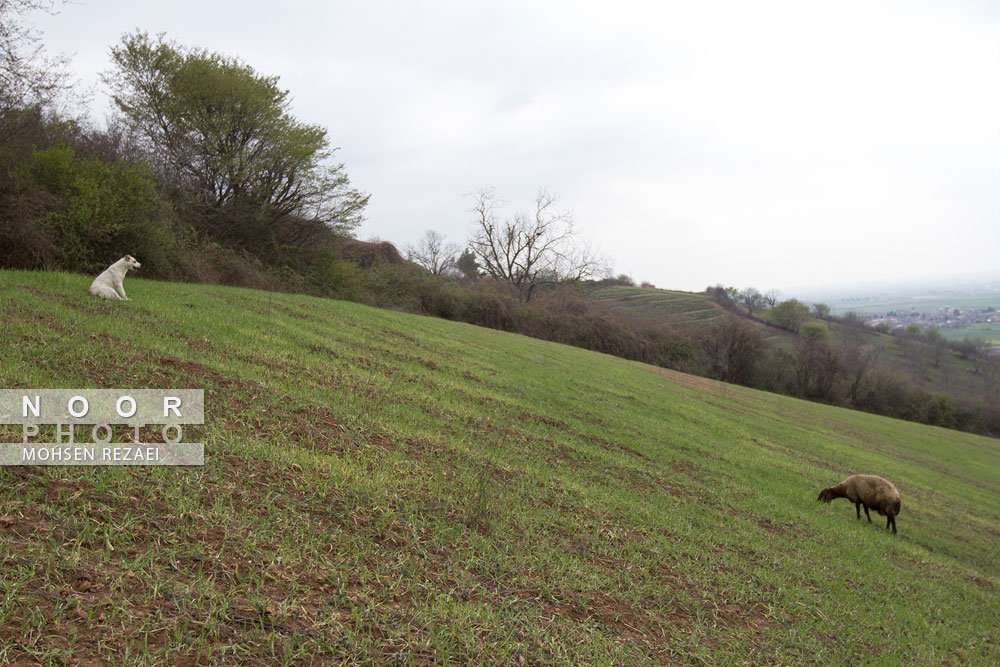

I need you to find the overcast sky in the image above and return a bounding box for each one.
[33,0,1000,294]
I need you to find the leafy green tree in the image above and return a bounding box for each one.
[455,248,479,282]
[800,321,830,341]
[812,302,831,320]
[924,393,958,428]
[769,299,810,332]
[104,32,368,247]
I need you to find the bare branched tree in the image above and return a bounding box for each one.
[0,0,70,110]
[699,315,767,385]
[739,287,765,318]
[838,311,882,403]
[406,229,461,276]
[467,186,605,301]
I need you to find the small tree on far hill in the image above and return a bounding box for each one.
[790,321,844,400]
[769,299,810,332]
[812,302,831,320]
[455,248,479,282]
[841,311,868,333]
[839,313,882,405]
[925,328,946,367]
[800,321,830,341]
[740,287,765,318]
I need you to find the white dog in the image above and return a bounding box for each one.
[89,255,141,300]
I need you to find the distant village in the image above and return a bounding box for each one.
[867,306,998,332]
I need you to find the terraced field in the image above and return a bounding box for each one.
[588,286,724,325]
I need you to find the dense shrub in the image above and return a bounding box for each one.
[456,286,516,331]
[1,126,195,280]
[852,366,918,420]
[923,393,959,429]
[24,143,173,272]
[768,299,810,332]
[792,338,846,402]
[303,248,365,302]
[698,315,767,386]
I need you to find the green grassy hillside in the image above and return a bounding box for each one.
[1,270,999,665]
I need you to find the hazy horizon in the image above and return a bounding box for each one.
[621,270,1000,303]
[782,271,1000,301]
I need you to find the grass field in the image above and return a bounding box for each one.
[1,269,999,665]
[825,294,1000,317]
[941,323,1000,348]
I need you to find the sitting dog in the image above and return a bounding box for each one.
[89,255,141,300]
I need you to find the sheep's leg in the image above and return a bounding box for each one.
[887,516,896,534]
[855,501,862,519]
[863,505,872,523]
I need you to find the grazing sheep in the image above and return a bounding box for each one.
[818,474,901,534]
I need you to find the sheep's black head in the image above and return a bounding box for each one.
[817,489,834,503]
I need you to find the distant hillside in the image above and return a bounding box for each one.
[587,285,793,345]
[1,269,998,664]
[804,316,995,408]
[587,286,724,324]
[586,284,998,434]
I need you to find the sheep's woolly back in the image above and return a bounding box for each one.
[823,474,901,517]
